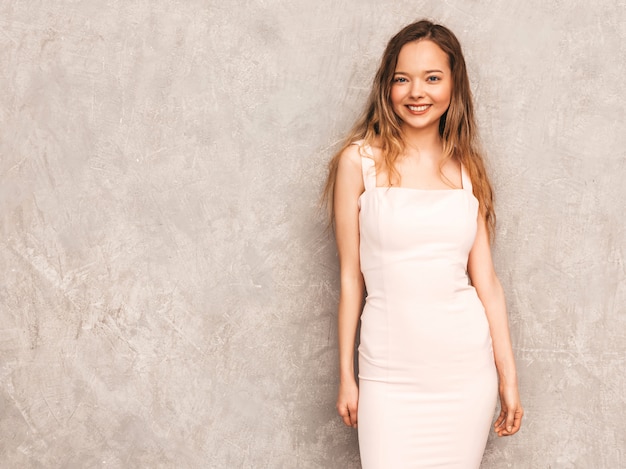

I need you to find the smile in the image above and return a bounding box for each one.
[407,105,430,112]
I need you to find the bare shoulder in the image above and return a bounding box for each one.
[359,137,384,165]
[337,143,363,175]
[345,138,383,162]
[335,143,365,195]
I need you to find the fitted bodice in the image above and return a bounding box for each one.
[357,144,480,302]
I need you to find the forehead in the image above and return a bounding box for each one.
[395,40,450,71]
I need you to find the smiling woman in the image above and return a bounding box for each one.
[322,20,523,469]
[390,40,452,139]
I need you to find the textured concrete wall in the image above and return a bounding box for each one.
[1,1,624,468]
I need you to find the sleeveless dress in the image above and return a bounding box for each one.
[355,142,498,469]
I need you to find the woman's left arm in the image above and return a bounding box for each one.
[467,212,524,437]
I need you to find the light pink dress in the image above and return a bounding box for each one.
[355,142,498,468]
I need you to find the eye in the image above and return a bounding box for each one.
[427,76,441,82]
[393,76,408,83]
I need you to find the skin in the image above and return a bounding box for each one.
[335,39,524,436]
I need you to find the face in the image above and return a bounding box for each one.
[390,40,452,134]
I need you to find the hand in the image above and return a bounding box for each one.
[494,384,523,437]
[336,379,359,428]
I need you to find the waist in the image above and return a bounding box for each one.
[363,262,472,297]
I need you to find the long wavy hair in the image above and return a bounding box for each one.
[322,19,496,239]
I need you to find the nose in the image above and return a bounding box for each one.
[410,80,424,99]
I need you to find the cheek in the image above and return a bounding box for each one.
[440,85,453,106]
[441,93,451,109]
[390,86,404,105]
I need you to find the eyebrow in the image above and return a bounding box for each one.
[393,69,445,75]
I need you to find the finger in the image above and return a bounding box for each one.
[349,406,358,428]
[495,413,510,436]
[498,409,523,436]
[505,409,516,434]
[494,410,506,430]
[507,409,523,435]
[337,407,352,427]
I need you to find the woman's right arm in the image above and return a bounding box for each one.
[333,144,365,428]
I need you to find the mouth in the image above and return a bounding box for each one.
[407,104,431,112]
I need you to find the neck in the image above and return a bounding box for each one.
[401,125,443,156]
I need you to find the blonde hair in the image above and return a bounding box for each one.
[323,19,496,239]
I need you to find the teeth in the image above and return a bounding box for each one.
[408,105,429,111]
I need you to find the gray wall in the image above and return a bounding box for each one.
[1,1,624,468]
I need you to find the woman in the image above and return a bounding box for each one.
[323,20,523,468]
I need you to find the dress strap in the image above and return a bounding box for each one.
[461,163,473,192]
[352,141,377,191]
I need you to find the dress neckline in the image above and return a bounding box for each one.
[372,185,465,192]
[355,141,473,194]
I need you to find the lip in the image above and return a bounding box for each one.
[405,104,431,115]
